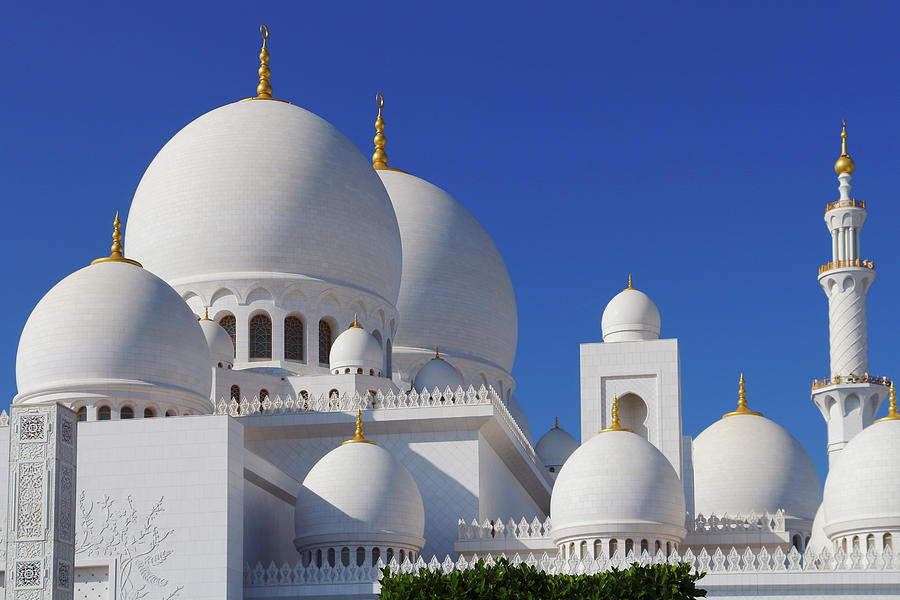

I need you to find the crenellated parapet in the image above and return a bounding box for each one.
[690,511,786,534]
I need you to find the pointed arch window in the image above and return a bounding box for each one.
[218,314,236,350]
[318,320,332,364]
[284,316,304,361]
[76,407,87,422]
[249,314,272,359]
[231,385,241,401]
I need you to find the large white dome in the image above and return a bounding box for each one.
[126,99,402,305]
[551,431,686,545]
[15,261,212,409]
[693,413,822,521]
[601,286,661,342]
[294,426,425,552]
[378,170,517,374]
[821,418,900,539]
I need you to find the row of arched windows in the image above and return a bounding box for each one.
[302,546,415,568]
[76,405,180,421]
[841,533,893,552]
[217,313,333,364]
[562,538,675,560]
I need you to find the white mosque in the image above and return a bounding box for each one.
[2,26,899,600]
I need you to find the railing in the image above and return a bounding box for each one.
[458,516,552,541]
[243,545,900,587]
[818,258,875,275]
[811,374,891,391]
[691,511,785,534]
[825,198,866,212]
[213,385,536,461]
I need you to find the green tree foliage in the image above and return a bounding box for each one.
[379,558,706,600]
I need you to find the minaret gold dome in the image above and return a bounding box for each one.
[834,120,855,175]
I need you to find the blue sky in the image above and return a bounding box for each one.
[3,1,900,480]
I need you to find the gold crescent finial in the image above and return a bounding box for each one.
[342,408,376,445]
[876,382,900,422]
[373,93,388,170]
[834,119,855,175]
[601,395,631,433]
[91,211,143,267]
[256,24,273,99]
[724,372,762,418]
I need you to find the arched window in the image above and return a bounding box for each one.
[579,541,587,558]
[76,407,87,422]
[327,548,335,567]
[884,533,893,551]
[318,320,332,364]
[852,535,860,551]
[841,538,847,552]
[218,314,236,350]
[144,408,155,418]
[249,314,272,359]
[341,547,350,566]
[259,389,269,401]
[792,534,801,549]
[666,542,671,555]
[867,534,875,551]
[120,406,134,420]
[386,339,392,378]
[356,547,365,566]
[284,316,304,361]
[654,540,661,553]
[399,549,405,563]
[329,389,339,400]
[625,539,634,555]
[593,540,601,559]
[609,539,618,558]
[640,539,648,554]
[371,547,380,566]
[316,549,322,567]
[386,548,394,563]
[165,410,175,417]
[231,385,241,401]
[98,406,111,421]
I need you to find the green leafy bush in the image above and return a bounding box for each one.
[379,558,706,600]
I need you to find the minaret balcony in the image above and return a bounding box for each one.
[818,258,875,275]
[825,198,865,212]
[811,374,891,391]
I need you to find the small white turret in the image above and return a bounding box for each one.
[329,315,384,376]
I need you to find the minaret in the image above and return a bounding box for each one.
[811,121,890,465]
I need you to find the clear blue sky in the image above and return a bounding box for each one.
[3,1,900,481]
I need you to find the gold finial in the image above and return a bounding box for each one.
[600,395,631,433]
[350,313,361,329]
[627,274,633,289]
[91,211,142,267]
[342,408,376,445]
[372,93,388,170]
[553,416,560,430]
[723,373,763,418]
[435,346,442,360]
[256,24,273,99]
[876,382,900,422]
[202,307,211,321]
[834,119,855,175]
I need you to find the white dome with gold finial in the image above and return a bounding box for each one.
[413,348,464,393]
[15,215,212,414]
[199,308,235,367]
[125,30,402,307]
[601,276,661,342]
[328,315,384,376]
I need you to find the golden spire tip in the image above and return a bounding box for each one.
[256,24,273,99]
[553,416,560,430]
[342,408,376,444]
[350,313,361,329]
[372,92,388,170]
[601,394,631,433]
[627,274,633,289]
[876,381,900,422]
[91,211,142,267]
[724,372,762,418]
[203,307,210,320]
[834,119,855,175]
[435,345,441,360]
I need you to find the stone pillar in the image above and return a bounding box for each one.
[6,403,77,600]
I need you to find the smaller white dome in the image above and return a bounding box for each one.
[329,320,383,376]
[294,416,425,553]
[601,284,661,342]
[414,353,463,393]
[199,316,234,366]
[822,418,900,540]
[535,420,579,477]
[551,430,686,546]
